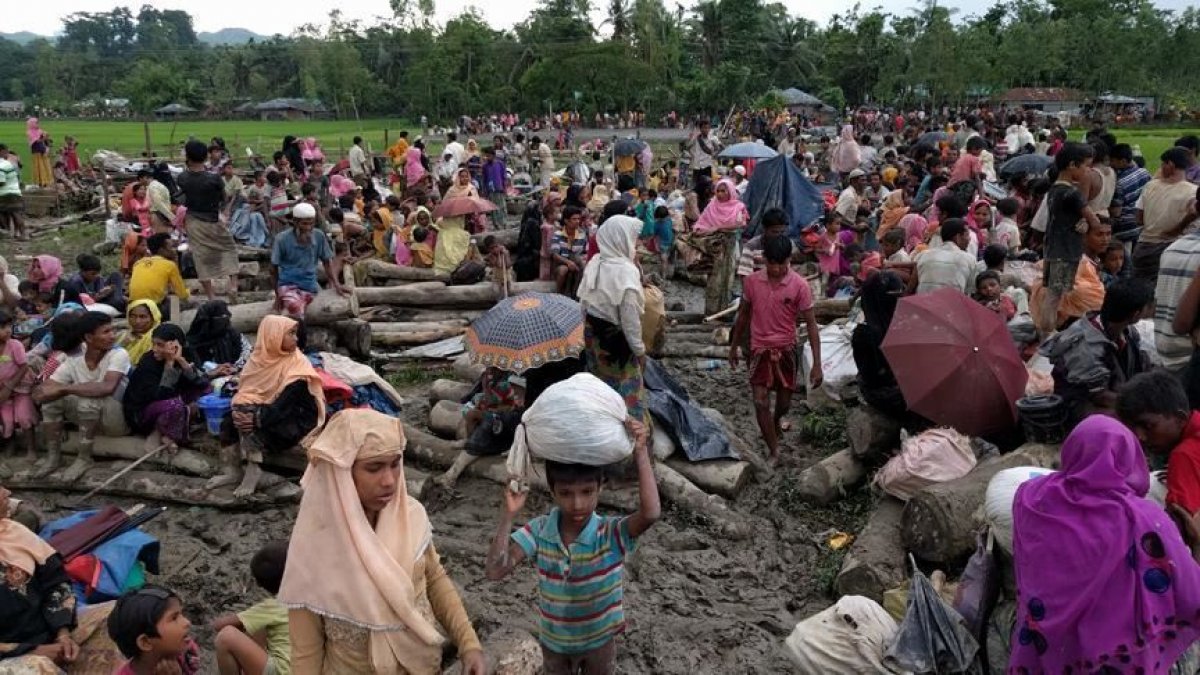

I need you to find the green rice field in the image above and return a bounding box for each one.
[1070,127,1200,173]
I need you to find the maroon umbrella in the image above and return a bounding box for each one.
[433,196,497,218]
[881,288,1027,436]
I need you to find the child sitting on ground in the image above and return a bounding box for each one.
[992,197,1022,252]
[729,236,823,465]
[410,227,434,269]
[0,310,37,464]
[108,584,200,675]
[975,271,1017,320]
[485,419,660,675]
[1117,370,1200,532]
[212,540,291,675]
[1101,242,1125,288]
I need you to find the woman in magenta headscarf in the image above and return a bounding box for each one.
[26,255,62,295]
[693,178,749,314]
[693,178,748,234]
[1010,415,1200,673]
[404,147,427,198]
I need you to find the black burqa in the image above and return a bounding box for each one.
[186,301,244,365]
[282,136,304,175]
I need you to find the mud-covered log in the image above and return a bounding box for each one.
[794,448,867,505]
[901,443,1061,564]
[373,327,467,348]
[663,458,753,500]
[653,462,751,539]
[54,432,217,477]
[5,467,300,509]
[659,342,729,359]
[304,326,339,353]
[847,405,902,466]
[178,291,359,333]
[355,258,447,283]
[333,319,372,359]
[354,281,555,307]
[453,354,485,384]
[429,379,474,406]
[833,497,907,603]
[429,399,466,439]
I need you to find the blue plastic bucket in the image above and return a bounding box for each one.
[196,394,232,437]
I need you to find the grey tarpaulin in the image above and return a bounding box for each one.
[885,557,981,674]
[740,154,825,239]
[643,358,738,461]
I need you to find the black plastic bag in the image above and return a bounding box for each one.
[885,557,980,674]
[643,358,738,461]
[953,531,1000,673]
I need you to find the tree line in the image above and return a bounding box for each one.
[1,0,1198,121]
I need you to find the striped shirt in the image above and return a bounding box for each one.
[1112,165,1152,234]
[1154,233,1200,370]
[512,508,635,654]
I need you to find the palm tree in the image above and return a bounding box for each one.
[764,17,817,87]
[689,0,724,69]
[604,0,633,41]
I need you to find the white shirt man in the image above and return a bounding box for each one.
[348,139,370,179]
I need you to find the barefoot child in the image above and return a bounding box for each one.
[0,310,36,465]
[212,540,291,675]
[485,419,660,675]
[729,236,823,465]
[108,585,200,675]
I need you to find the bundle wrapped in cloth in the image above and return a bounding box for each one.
[506,373,634,490]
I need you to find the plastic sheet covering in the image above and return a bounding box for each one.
[643,358,737,461]
[885,559,981,674]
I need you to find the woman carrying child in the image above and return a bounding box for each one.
[279,409,485,675]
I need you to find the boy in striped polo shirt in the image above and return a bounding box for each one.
[486,419,660,674]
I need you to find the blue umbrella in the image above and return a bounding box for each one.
[999,153,1054,180]
[465,292,585,373]
[718,142,779,160]
[917,131,950,146]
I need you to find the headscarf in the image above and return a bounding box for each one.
[278,409,444,675]
[859,271,904,330]
[186,301,244,366]
[1,508,56,577]
[405,147,427,186]
[466,138,479,156]
[924,186,951,224]
[565,184,587,209]
[27,255,62,293]
[25,117,42,145]
[693,178,749,234]
[282,135,304,175]
[882,166,899,186]
[878,190,909,236]
[444,169,478,199]
[0,255,18,299]
[120,299,162,366]
[900,213,930,252]
[1010,416,1200,673]
[233,316,326,427]
[966,198,993,236]
[579,215,644,319]
[829,125,861,174]
[124,323,193,415]
[587,184,611,215]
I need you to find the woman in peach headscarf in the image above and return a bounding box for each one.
[208,315,325,498]
[876,189,909,239]
[279,410,485,675]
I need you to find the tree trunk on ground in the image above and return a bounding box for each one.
[653,462,751,539]
[794,448,867,505]
[429,379,474,406]
[46,432,219,477]
[373,328,469,348]
[659,342,729,359]
[333,319,373,359]
[663,457,753,500]
[429,400,466,439]
[177,291,359,333]
[355,258,447,283]
[847,405,902,466]
[453,354,485,383]
[5,467,300,508]
[900,443,1061,564]
[834,497,907,603]
[354,281,555,307]
[304,326,339,353]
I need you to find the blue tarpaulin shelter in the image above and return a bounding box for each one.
[741,155,825,238]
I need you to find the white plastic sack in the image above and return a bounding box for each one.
[105,218,132,245]
[801,323,859,401]
[983,466,1056,554]
[783,595,906,674]
[506,373,633,484]
[1135,318,1161,366]
[651,424,675,461]
[875,428,977,501]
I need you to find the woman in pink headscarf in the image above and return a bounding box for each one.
[899,213,930,253]
[693,178,749,234]
[26,118,52,187]
[26,255,63,295]
[828,124,861,176]
[405,147,427,198]
[1010,415,1200,674]
[693,178,749,314]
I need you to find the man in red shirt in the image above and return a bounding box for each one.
[1117,370,1200,516]
[948,136,987,203]
[730,236,823,466]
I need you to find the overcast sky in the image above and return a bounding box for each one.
[8,0,1194,36]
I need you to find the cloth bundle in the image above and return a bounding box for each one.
[506,373,633,488]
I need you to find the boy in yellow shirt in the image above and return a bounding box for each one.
[127,233,190,308]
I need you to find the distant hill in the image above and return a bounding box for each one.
[0,31,53,45]
[198,28,267,45]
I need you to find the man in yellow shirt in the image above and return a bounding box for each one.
[128,233,190,311]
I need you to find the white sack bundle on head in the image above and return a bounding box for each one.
[506,373,633,487]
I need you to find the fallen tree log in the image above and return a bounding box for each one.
[453,354,485,383]
[833,497,907,603]
[371,320,470,333]
[401,424,639,511]
[177,291,359,333]
[663,458,753,500]
[794,448,867,505]
[429,379,474,406]
[814,297,853,322]
[6,467,300,509]
[355,258,447,283]
[429,400,466,439]
[901,443,1061,564]
[355,281,555,307]
[55,432,217,477]
[333,319,372,359]
[373,328,468,348]
[658,342,729,359]
[847,405,902,466]
[405,309,485,323]
[653,462,751,539]
[304,326,339,353]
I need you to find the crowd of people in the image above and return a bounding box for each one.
[5,103,1200,673]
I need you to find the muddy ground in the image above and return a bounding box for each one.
[3,221,874,674]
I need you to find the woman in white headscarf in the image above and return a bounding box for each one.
[578,215,648,424]
[279,409,484,675]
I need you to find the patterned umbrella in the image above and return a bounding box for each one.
[433,196,497,218]
[465,292,585,373]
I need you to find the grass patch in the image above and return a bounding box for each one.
[0,221,118,272]
[384,364,452,389]
[1069,126,1200,173]
[798,406,849,450]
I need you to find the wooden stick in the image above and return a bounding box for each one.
[69,444,166,507]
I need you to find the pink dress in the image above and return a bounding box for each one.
[0,339,36,437]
